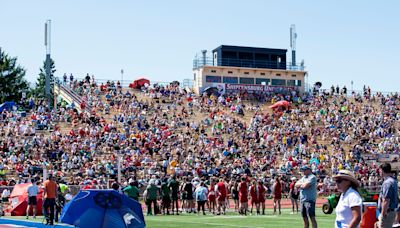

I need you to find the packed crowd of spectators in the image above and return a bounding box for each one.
[0,75,399,215]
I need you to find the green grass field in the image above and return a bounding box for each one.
[145,209,335,228]
[6,209,336,227]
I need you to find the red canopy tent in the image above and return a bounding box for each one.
[129,78,150,89]
[268,100,290,110]
[6,183,44,216]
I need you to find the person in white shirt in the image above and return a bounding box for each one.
[194,182,208,215]
[1,188,10,202]
[26,179,40,219]
[334,170,362,228]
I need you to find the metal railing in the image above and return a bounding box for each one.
[55,78,93,114]
[193,57,305,71]
[57,77,193,90]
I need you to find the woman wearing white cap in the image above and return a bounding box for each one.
[289,177,299,214]
[334,170,362,228]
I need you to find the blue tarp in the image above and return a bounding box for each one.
[0,218,73,227]
[0,101,16,112]
[60,189,145,228]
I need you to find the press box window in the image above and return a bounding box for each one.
[271,79,286,86]
[205,76,221,83]
[260,73,266,76]
[239,77,254,84]
[223,76,238,84]
[244,72,249,75]
[228,71,233,74]
[256,78,270,85]
[210,70,217,73]
[287,80,296,86]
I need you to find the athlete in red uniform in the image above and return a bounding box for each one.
[258,180,267,215]
[215,179,227,215]
[208,182,217,214]
[238,177,248,215]
[272,177,282,215]
[249,180,260,215]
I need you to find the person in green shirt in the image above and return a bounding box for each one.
[145,179,160,215]
[168,175,180,215]
[123,181,140,201]
[161,178,171,215]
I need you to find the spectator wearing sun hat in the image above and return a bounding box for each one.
[333,169,362,228]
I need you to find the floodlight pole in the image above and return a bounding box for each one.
[121,69,124,87]
[44,20,52,108]
[351,80,354,93]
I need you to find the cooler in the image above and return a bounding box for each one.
[360,202,377,228]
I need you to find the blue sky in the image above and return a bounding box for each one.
[1,1,399,92]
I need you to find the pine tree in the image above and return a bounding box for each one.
[32,58,56,100]
[0,48,30,103]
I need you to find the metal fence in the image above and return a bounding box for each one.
[56,77,193,89]
[193,56,305,71]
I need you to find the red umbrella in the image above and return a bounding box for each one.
[269,100,290,109]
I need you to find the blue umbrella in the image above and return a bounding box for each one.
[60,190,145,228]
[309,158,320,165]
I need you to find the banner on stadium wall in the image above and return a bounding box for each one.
[212,83,226,94]
[224,83,296,93]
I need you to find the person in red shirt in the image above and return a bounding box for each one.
[238,177,248,215]
[258,180,267,215]
[208,181,217,214]
[80,101,86,110]
[249,180,260,215]
[215,178,227,215]
[272,176,282,215]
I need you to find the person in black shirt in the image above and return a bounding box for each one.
[183,177,194,213]
[168,175,180,215]
[63,74,67,85]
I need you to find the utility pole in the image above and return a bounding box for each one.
[351,80,354,93]
[290,24,297,67]
[44,20,52,108]
[121,69,124,87]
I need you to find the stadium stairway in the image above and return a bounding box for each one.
[54,83,91,114]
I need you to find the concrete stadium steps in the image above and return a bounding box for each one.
[57,122,74,134]
[54,84,85,114]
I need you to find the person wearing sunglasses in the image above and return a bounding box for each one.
[334,170,362,228]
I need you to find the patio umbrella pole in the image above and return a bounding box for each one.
[99,199,108,228]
